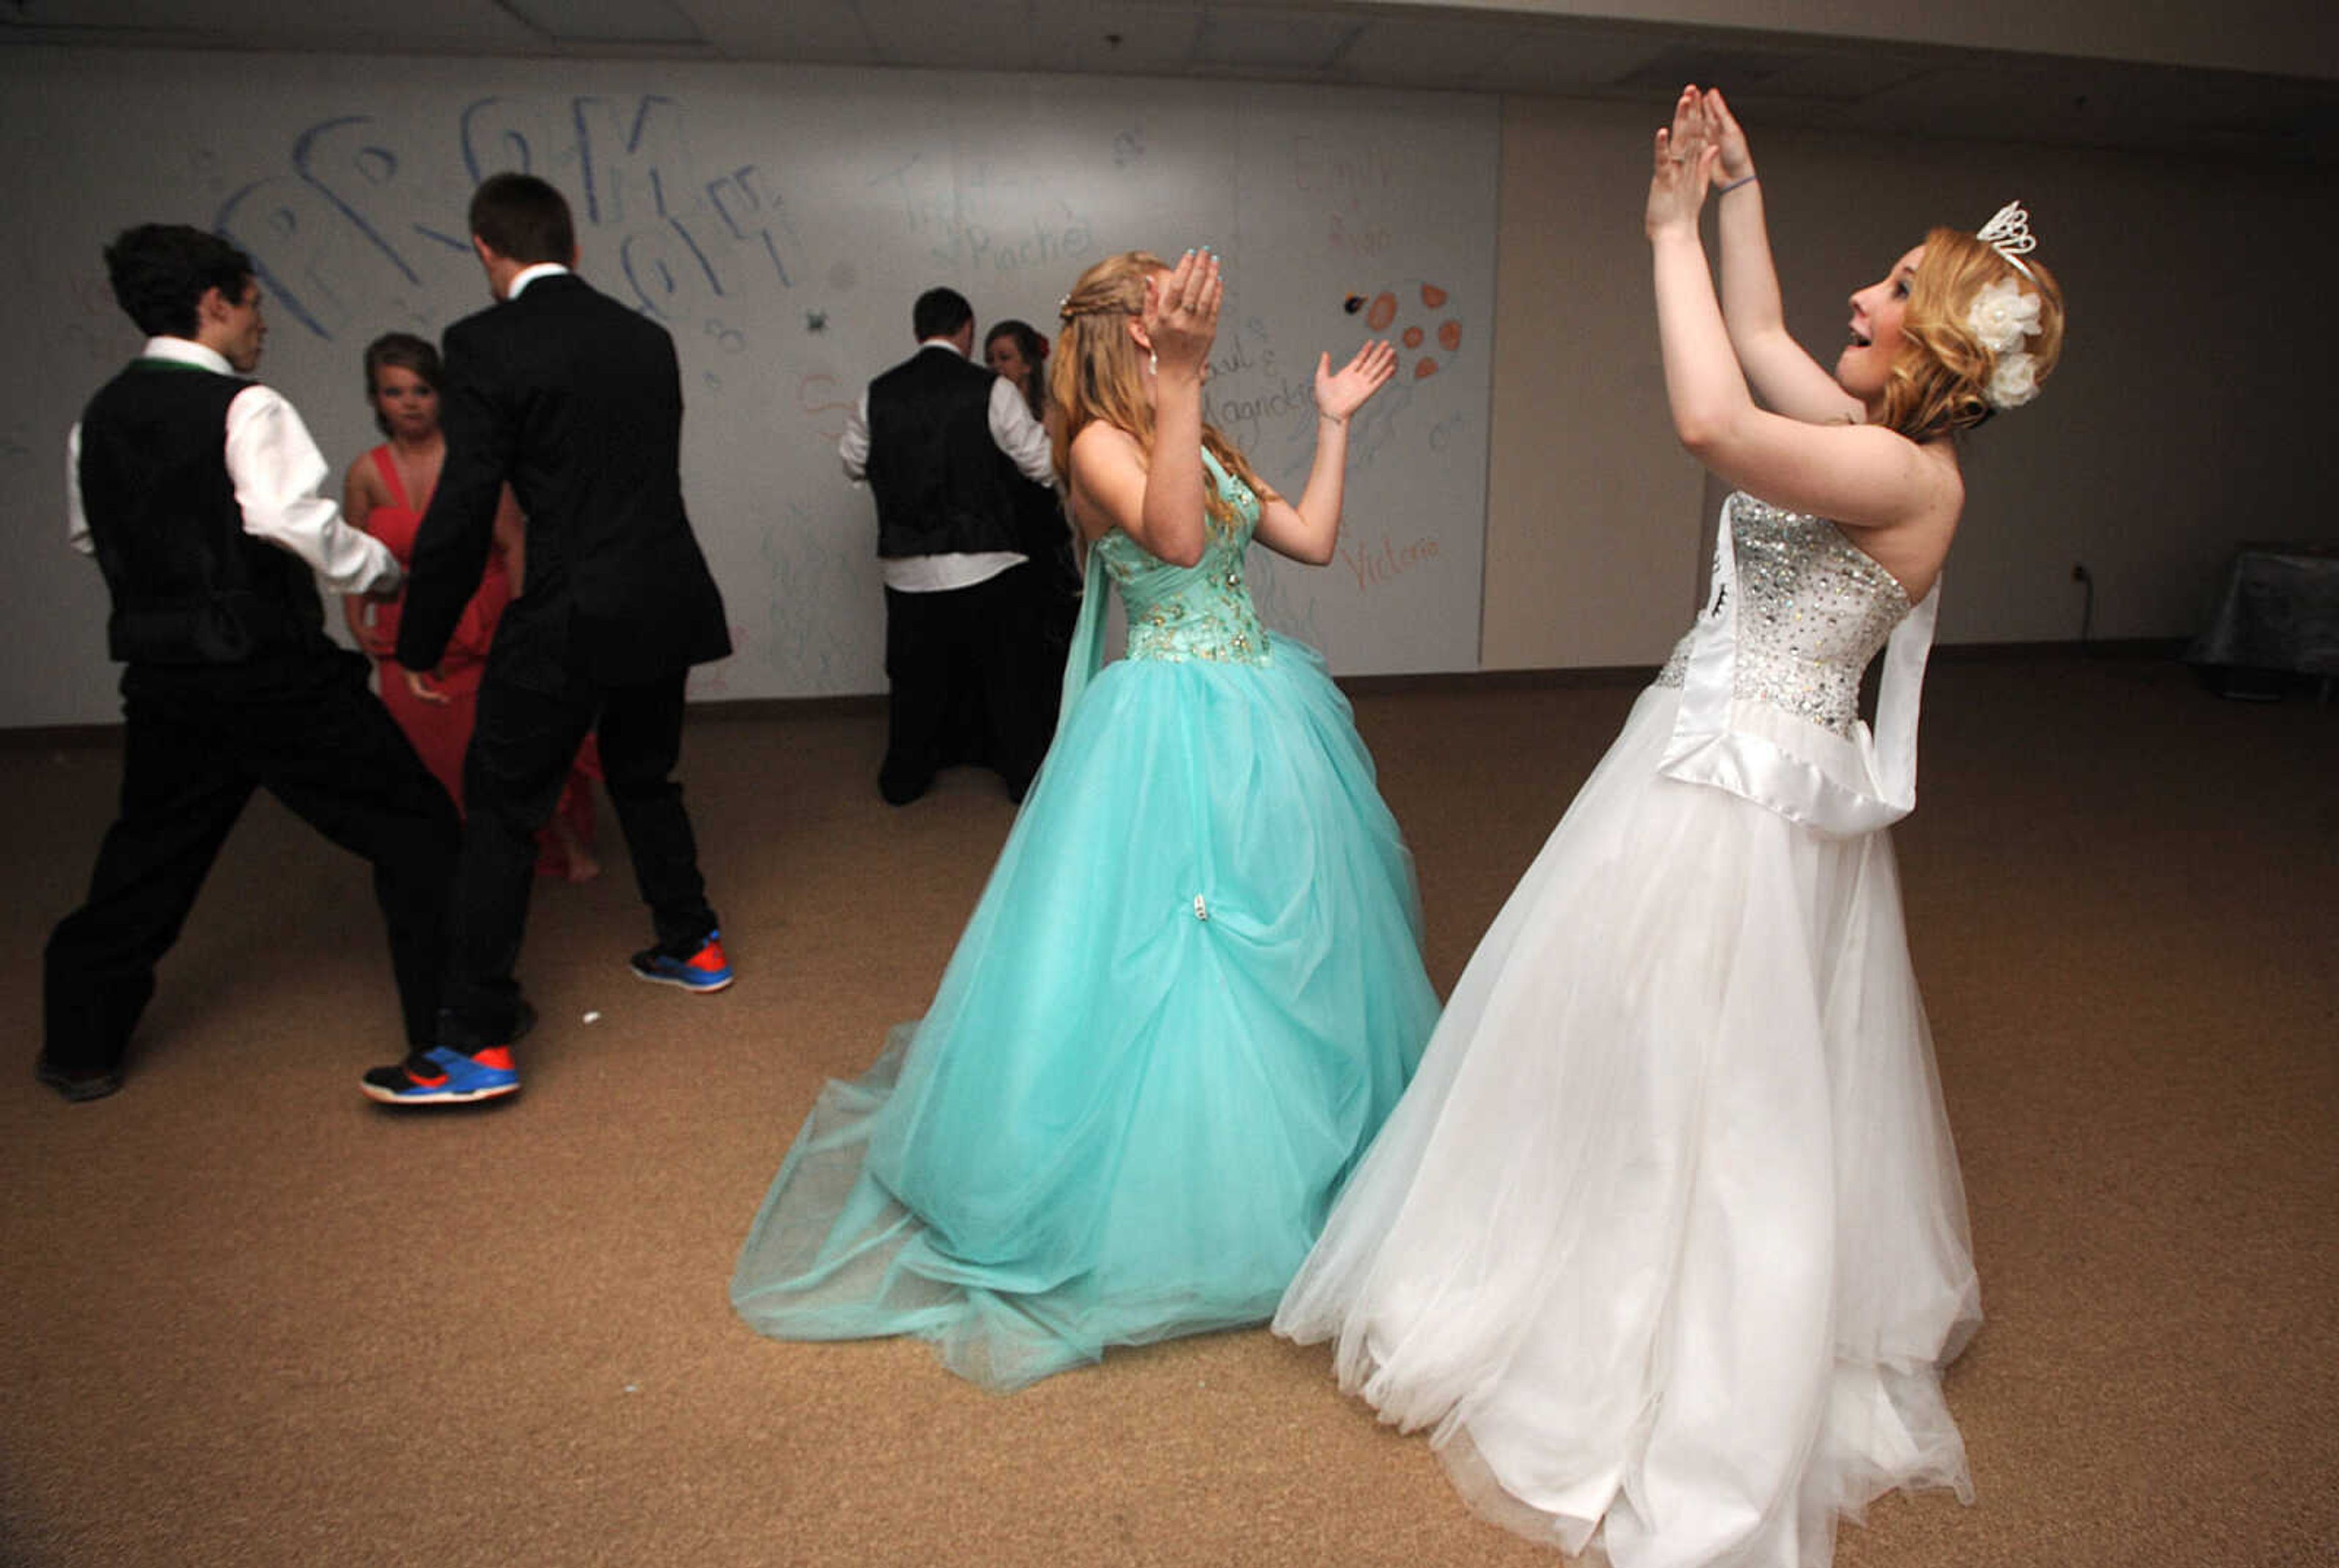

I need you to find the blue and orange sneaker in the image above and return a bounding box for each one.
[361,1046,521,1106]
[629,930,733,994]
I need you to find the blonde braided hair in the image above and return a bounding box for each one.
[1051,251,1271,531]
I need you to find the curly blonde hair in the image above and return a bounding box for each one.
[1051,251,1271,531]
[1875,228,2066,441]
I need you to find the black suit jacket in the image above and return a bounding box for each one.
[398,272,731,689]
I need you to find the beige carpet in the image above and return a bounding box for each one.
[2,653,2333,1567]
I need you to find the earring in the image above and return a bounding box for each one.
[1149,350,1159,374]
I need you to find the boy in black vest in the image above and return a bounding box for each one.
[39,224,461,1102]
[841,287,1059,804]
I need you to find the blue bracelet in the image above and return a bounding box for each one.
[1718,173,1759,195]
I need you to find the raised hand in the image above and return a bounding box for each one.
[1646,85,1718,239]
[1315,339,1397,424]
[1668,84,1707,169]
[1701,87,1754,186]
[1141,248,1222,377]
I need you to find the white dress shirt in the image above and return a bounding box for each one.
[68,336,402,597]
[506,261,570,299]
[838,337,1056,593]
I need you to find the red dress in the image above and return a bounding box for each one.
[356,445,601,876]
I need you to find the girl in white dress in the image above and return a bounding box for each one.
[1275,88,2066,1568]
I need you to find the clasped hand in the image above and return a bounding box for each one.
[1645,86,1761,239]
[1645,86,1720,239]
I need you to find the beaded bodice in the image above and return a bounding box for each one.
[1655,493,1914,736]
[1092,451,1271,666]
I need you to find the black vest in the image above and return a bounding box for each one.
[77,362,329,665]
[864,347,1024,560]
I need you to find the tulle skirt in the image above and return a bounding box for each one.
[733,639,1438,1390]
[1275,684,1978,1568]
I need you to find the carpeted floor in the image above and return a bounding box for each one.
[2,653,2333,1567]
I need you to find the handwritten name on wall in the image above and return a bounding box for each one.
[867,150,1099,279]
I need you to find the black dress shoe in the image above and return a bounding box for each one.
[37,1060,124,1103]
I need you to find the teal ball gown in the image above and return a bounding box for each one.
[733,452,1439,1390]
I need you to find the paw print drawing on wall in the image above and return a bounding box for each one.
[1348,282,1464,381]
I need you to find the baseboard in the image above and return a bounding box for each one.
[686,692,889,723]
[0,638,2195,745]
[1341,636,2189,697]
[1,720,125,749]
[1928,636,2187,663]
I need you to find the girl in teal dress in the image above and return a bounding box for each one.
[732,249,1438,1391]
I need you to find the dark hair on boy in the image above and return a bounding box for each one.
[102,224,255,340]
[912,287,974,342]
[468,173,576,265]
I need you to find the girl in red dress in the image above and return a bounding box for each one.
[344,332,601,880]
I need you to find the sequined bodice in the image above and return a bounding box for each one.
[1092,452,1271,666]
[1655,494,1914,735]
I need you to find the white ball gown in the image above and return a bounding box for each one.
[1275,493,1978,1568]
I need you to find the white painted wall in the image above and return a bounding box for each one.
[2,43,2334,725]
[1480,94,2339,666]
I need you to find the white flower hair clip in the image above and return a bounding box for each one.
[1967,276,2042,354]
[1966,273,2047,410]
[1976,200,2037,281]
[1986,351,2040,410]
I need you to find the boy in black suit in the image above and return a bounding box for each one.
[42,224,459,1102]
[363,175,735,1106]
